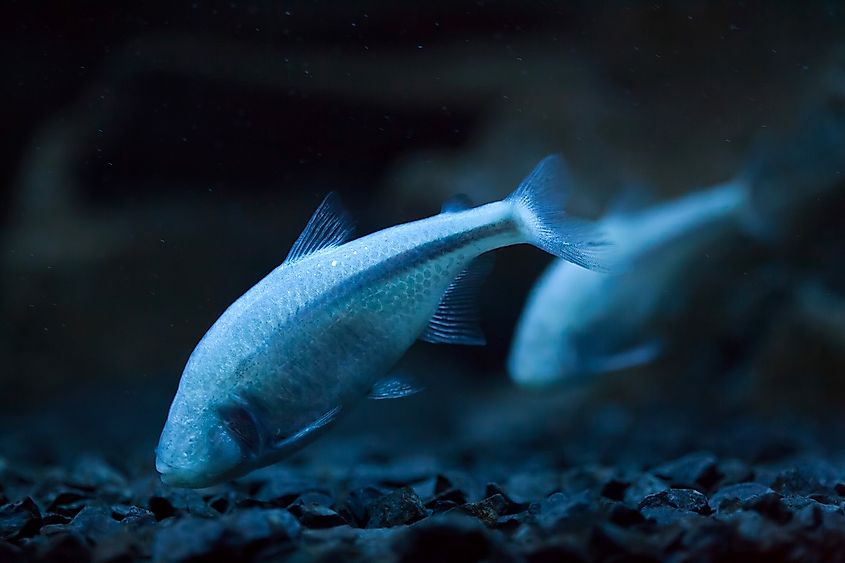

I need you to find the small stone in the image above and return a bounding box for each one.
[111,504,157,527]
[252,466,327,504]
[338,486,387,527]
[483,483,528,515]
[457,494,508,526]
[367,486,426,528]
[537,491,593,532]
[640,488,709,514]
[771,459,843,496]
[709,483,773,513]
[653,452,721,490]
[152,508,301,562]
[0,497,42,541]
[505,470,560,504]
[289,501,347,528]
[64,503,123,544]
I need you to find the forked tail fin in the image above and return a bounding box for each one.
[507,155,610,271]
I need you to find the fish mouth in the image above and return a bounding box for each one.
[155,459,203,488]
[154,457,185,485]
[155,456,175,477]
[155,453,242,488]
[154,456,197,486]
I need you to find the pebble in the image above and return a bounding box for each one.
[366,486,427,528]
[2,451,845,561]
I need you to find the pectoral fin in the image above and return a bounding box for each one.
[272,405,342,449]
[368,374,424,400]
[419,254,495,346]
[586,340,662,374]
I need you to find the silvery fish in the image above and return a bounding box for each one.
[507,180,752,388]
[508,99,845,388]
[155,155,606,487]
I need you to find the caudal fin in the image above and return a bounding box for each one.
[507,155,610,271]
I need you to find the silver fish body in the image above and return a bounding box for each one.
[156,155,604,487]
[508,181,751,387]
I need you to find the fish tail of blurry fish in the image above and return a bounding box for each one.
[506,155,611,272]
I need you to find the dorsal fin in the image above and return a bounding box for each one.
[441,194,474,214]
[285,192,355,263]
[419,254,494,346]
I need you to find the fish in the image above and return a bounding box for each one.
[155,155,607,487]
[508,180,753,387]
[508,94,845,388]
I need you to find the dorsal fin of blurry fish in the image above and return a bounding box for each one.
[368,374,423,400]
[284,192,355,263]
[272,405,341,450]
[441,194,475,214]
[419,253,495,346]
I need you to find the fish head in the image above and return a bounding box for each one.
[156,384,322,488]
[155,394,250,488]
[509,330,580,387]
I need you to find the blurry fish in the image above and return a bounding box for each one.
[508,94,845,388]
[508,180,752,387]
[155,155,606,487]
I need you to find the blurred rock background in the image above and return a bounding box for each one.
[2,1,845,467]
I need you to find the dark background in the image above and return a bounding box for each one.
[2,1,845,473]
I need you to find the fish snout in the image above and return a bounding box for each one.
[155,422,246,488]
